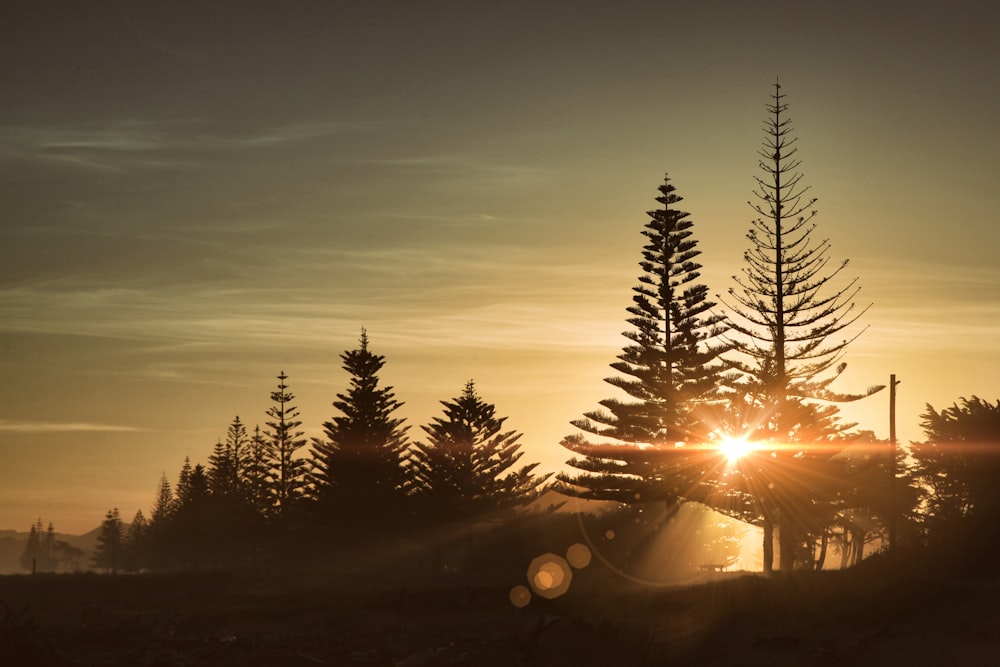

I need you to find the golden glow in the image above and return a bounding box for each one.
[719,435,754,463]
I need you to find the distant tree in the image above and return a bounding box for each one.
[150,473,175,526]
[244,425,273,517]
[557,175,731,506]
[264,371,309,517]
[409,380,549,522]
[93,508,123,574]
[122,510,149,572]
[911,396,1000,559]
[19,520,43,573]
[172,462,215,567]
[19,519,83,573]
[208,416,250,498]
[719,82,882,572]
[308,331,410,537]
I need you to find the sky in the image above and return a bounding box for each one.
[1,1,998,534]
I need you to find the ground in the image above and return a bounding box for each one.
[2,551,999,666]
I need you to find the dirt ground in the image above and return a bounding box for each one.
[2,555,999,666]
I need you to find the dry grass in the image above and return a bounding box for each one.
[1,549,998,666]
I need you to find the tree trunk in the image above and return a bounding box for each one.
[762,516,774,575]
[815,531,828,571]
[779,524,796,572]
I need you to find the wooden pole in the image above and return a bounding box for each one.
[888,374,899,549]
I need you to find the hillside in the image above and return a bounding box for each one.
[0,527,101,574]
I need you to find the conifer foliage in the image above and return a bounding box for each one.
[719,82,883,572]
[93,508,123,573]
[408,380,548,521]
[264,371,309,516]
[573,175,729,445]
[559,175,730,504]
[309,331,410,531]
[722,81,881,441]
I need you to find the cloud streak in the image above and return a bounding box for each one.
[0,420,142,433]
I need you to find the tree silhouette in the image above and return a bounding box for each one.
[720,82,882,571]
[309,330,410,538]
[911,396,1000,560]
[93,508,123,574]
[19,519,43,573]
[146,473,176,570]
[264,371,309,517]
[558,175,731,505]
[208,416,251,498]
[408,380,548,522]
[244,425,274,517]
[171,461,215,567]
[122,509,149,573]
[722,81,880,439]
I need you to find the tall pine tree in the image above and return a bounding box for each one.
[559,175,731,505]
[720,82,882,572]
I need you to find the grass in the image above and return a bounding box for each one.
[1,548,998,666]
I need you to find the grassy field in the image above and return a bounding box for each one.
[2,548,999,666]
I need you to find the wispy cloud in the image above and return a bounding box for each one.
[0,119,377,172]
[0,420,142,433]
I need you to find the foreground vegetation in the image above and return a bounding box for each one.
[3,540,999,666]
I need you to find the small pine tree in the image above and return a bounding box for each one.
[264,372,309,517]
[208,416,250,498]
[408,380,548,522]
[93,508,123,574]
[244,425,274,517]
[122,510,148,572]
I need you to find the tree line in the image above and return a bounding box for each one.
[88,338,549,573]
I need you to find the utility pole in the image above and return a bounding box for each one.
[888,374,900,549]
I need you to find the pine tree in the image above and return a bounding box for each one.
[244,425,274,517]
[264,371,309,517]
[209,416,250,498]
[409,380,548,521]
[309,331,410,536]
[93,508,123,573]
[147,473,175,570]
[558,175,731,505]
[720,82,883,572]
[722,81,881,441]
[122,510,149,572]
[172,462,213,567]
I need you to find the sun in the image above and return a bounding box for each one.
[718,435,753,463]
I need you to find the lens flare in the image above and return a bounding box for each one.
[527,553,573,599]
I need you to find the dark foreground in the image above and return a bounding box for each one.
[2,554,999,666]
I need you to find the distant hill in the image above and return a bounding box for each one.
[0,527,101,575]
